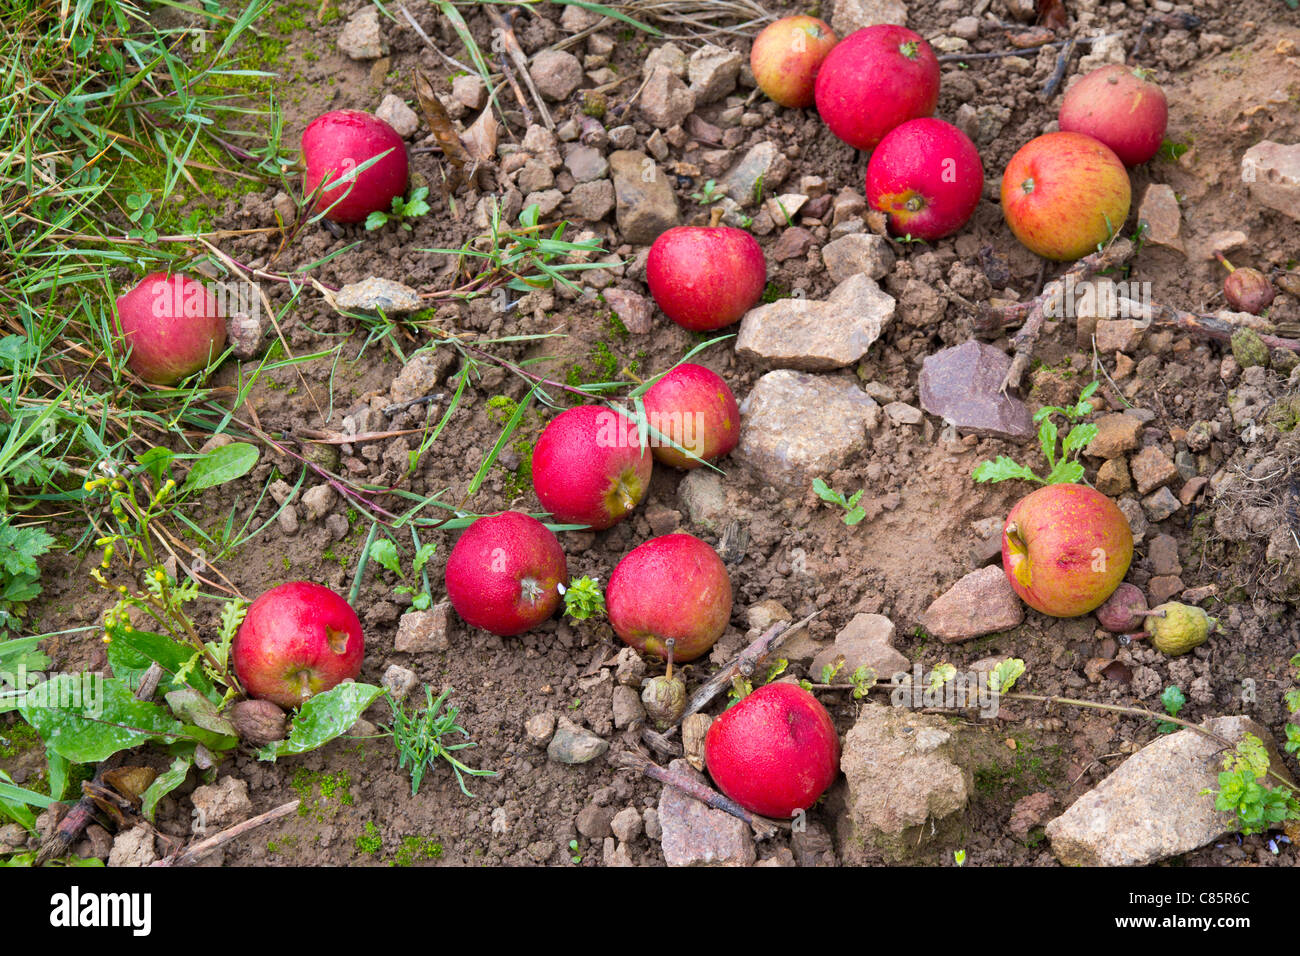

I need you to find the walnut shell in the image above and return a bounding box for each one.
[228,699,288,746]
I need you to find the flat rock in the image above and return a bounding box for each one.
[564,143,608,183]
[658,758,755,866]
[1241,140,1300,222]
[918,341,1034,440]
[602,287,653,333]
[820,233,896,284]
[394,604,452,654]
[190,776,252,833]
[529,50,583,101]
[839,704,969,863]
[811,613,908,682]
[736,273,895,370]
[639,65,695,128]
[769,226,815,262]
[1137,183,1184,253]
[832,0,909,33]
[919,565,1024,643]
[547,717,608,764]
[1045,716,1296,866]
[736,370,879,492]
[687,43,743,104]
[337,7,386,60]
[1086,413,1142,459]
[335,277,422,314]
[1130,445,1178,495]
[719,141,788,206]
[609,150,679,244]
[376,94,419,139]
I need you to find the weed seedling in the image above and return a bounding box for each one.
[560,576,605,621]
[1157,685,1186,734]
[365,186,432,232]
[812,478,867,525]
[691,179,724,205]
[367,534,436,609]
[972,380,1100,485]
[382,685,497,797]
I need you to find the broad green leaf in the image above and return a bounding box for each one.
[141,756,192,821]
[106,626,216,701]
[135,446,174,483]
[1062,423,1098,455]
[1043,459,1085,486]
[972,457,1041,484]
[20,676,187,763]
[257,683,384,762]
[183,442,258,492]
[1039,419,1058,468]
[989,658,1026,695]
[0,770,54,833]
[412,543,437,577]
[165,689,237,739]
[368,538,401,577]
[46,748,69,802]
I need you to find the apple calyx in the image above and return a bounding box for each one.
[293,670,314,701]
[1020,177,1036,195]
[898,40,919,59]
[904,195,926,213]
[519,576,546,607]
[605,469,643,518]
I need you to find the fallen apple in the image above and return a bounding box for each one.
[232,581,364,710]
[1058,65,1168,167]
[750,15,838,109]
[531,404,653,529]
[1002,483,1133,617]
[114,272,227,385]
[1000,131,1131,261]
[866,117,984,241]
[606,533,732,663]
[645,226,767,332]
[302,109,409,224]
[814,25,940,151]
[704,682,840,819]
[1216,254,1275,315]
[641,363,740,469]
[444,511,568,636]
[1094,582,1148,633]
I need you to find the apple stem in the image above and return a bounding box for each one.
[708,205,725,228]
[1117,631,1149,644]
[664,638,676,681]
[1215,252,1236,274]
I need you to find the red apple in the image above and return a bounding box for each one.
[1002,483,1133,618]
[645,226,767,332]
[1000,132,1131,261]
[531,405,653,529]
[233,581,364,710]
[750,16,838,109]
[1058,65,1168,167]
[814,25,940,151]
[302,109,409,224]
[606,533,732,662]
[444,511,567,636]
[114,272,227,385]
[704,682,839,818]
[866,118,984,241]
[641,363,740,469]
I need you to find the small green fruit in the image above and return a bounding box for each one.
[1146,602,1216,655]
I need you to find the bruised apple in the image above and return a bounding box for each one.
[1058,65,1168,167]
[866,118,983,241]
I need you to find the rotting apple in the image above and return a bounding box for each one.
[641,363,740,469]
[233,581,364,710]
[444,511,568,637]
[1001,483,1133,618]
[1058,65,1168,167]
[113,272,227,385]
[813,25,940,151]
[1000,131,1131,261]
[645,226,767,332]
[302,109,409,224]
[750,15,838,109]
[531,404,653,529]
[866,118,984,241]
[1216,254,1275,315]
[704,682,840,819]
[606,533,732,663]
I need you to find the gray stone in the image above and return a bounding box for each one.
[567,179,616,222]
[1143,486,1181,523]
[337,7,386,60]
[1241,141,1300,222]
[839,704,969,863]
[645,42,688,77]
[612,684,645,729]
[108,826,158,867]
[382,664,419,701]
[529,50,583,101]
[832,0,909,33]
[564,144,608,183]
[547,717,608,764]
[525,712,556,747]
[820,233,896,284]
[918,340,1035,440]
[277,506,298,536]
[607,124,636,149]
[611,806,643,843]
[376,94,419,139]
[658,758,755,866]
[678,469,728,531]
[515,159,554,195]
[335,277,421,314]
[602,287,652,333]
[639,66,695,128]
[884,402,923,426]
[687,43,743,104]
[1046,717,1296,866]
[190,776,252,834]
[389,349,453,405]
[609,150,679,244]
[736,273,895,371]
[811,613,908,682]
[394,604,451,654]
[719,141,789,206]
[1118,496,1148,544]
[576,804,614,839]
[451,74,487,111]
[300,483,336,522]
[736,370,879,492]
[919,566,1024,643]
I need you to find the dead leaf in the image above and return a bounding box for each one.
[103,766,158,804]
[1036,0,1068,31]
[461,107,498,167]
[414,67,468,189]
[1008,26,1056,48]
[1101,660,1134,684]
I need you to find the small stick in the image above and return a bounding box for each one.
[382,392,448,416]
[678,612,819,725]
[484,7,552,129]
[1042,37,1076,97]
[151,799,301,867]
[609,751,780,839]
